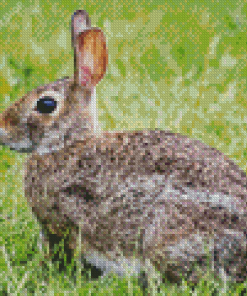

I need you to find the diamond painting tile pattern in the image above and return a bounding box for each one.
[1,4,247,294]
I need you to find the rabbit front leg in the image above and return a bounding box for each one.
[38,227,50,258]
[82,250,161,294]
[38,224,75,271]
[138,264,162,295]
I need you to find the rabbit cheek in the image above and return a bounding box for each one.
[26,121,44,147]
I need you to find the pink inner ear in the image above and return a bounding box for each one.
[80,66,92,86]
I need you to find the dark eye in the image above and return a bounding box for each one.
[36,96,57,114]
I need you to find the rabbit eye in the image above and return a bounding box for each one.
[36,96,57,114]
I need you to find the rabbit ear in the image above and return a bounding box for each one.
[71,11,108,88]
[74,28,108,87]
[71,10,91,46]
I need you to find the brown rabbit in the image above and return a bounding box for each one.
[1,9,247,292]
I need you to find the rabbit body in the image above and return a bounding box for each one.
[1,10,247,285]
[25,126,247,283]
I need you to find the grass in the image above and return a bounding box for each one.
[1,0,247,294]
[1,155,247,295]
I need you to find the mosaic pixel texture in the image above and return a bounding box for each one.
[1,2,247,294]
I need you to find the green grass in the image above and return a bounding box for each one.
[1,0,247,294]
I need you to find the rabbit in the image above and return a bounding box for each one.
[1,9,247,292]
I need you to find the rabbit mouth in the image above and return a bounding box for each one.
[7,140,34,153]
[9,144,34,153]
[0,127,34,152]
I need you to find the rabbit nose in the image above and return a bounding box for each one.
[0,113,4,129]
[0,109,19,130]
[0,113,10,132]
[0,113,12,143]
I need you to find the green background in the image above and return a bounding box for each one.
[1,0,247,294]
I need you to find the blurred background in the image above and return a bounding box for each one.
[1,0,247,164]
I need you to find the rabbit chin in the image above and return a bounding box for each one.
[0,127,33,153]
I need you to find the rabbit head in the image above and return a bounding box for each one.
[0,10,108,155]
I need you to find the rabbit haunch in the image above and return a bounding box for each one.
[25,130,247,282]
